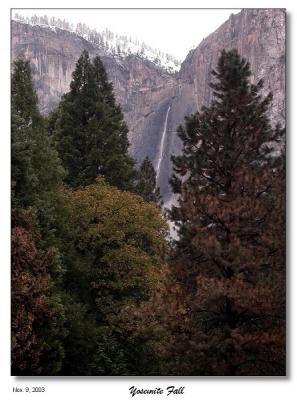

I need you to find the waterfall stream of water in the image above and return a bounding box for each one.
[156,105,171,182]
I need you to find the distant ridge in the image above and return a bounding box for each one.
[12,13,181,73]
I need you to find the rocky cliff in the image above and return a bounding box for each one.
[11,20,176,163]
[11,9,285,205]
[159,8,285,204]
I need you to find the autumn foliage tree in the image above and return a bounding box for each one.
[11,59,66,375]
[169,49,285,375]
[11,210,66,375]
[11,55,170,376]
[59,177,168,375]
[11,49,285,376]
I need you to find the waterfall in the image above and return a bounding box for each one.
[156,105,171,182]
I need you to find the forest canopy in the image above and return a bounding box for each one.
[11,48,285,376]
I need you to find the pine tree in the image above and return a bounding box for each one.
[50,50,136,190]
[12,59,64,215]
[135,157,162,205]
[169,49,285,375]
[11,59,66,375]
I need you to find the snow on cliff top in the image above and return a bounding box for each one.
[12,17,181,73]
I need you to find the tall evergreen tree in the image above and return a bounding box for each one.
[135,157,162,205]
[12,59,65,234]
[11,58,43,208]
[11,59,66,375]
[169,49,285,375]
[50,50,136,190]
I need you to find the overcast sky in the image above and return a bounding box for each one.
[12,9,240,61]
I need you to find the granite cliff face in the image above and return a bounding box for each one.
[159,8,285,203]
[11,9,285,204]
[11,20,176,163]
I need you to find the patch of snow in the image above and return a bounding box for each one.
[12,15,181,73]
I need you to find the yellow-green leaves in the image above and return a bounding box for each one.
[65,177,168,322]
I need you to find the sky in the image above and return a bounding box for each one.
[12,9,240,61]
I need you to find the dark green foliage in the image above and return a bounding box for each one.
[11,48,285,377]
[170,49,283,259]
[59,295,128,376]
[12,55,168,376]
[57,178,168,374]
[12,59,64,212]
[135,157,162,205]
[168,49,285,375]
[11,59,41,125]
[50,50,136,190]
[11,59,66,375]
[11,54,169,377]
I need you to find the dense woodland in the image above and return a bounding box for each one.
[11,49,285,376]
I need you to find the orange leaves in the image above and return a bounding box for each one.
[12,226,38,265]
[11,211,58,374]
[193,275,276,315]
